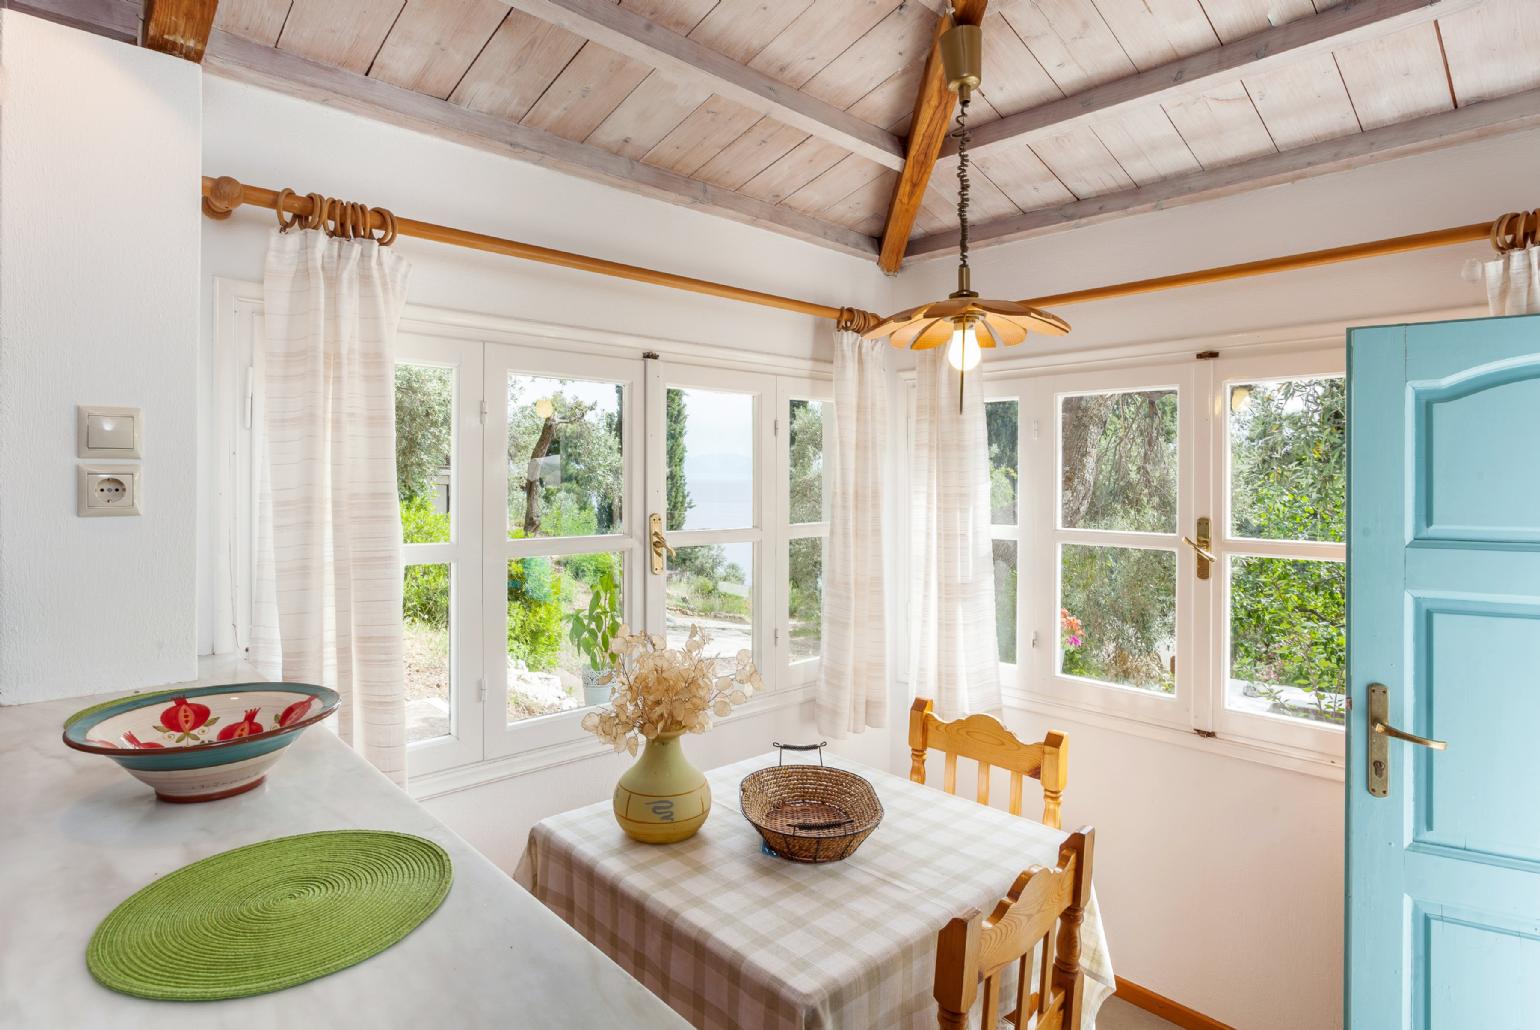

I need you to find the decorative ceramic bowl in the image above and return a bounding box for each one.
[62,683,339,803]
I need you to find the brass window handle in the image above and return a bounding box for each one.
[648,513,675,574]
[1181,536,1216,563]
[1371,719,1447,751]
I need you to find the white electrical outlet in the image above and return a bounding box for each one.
[78,465,142,517]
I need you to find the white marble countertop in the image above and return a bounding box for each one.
[0,673,688,1030]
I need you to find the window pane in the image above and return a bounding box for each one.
[1060,390,1178,533]
[1229,377,1346,543]
[396,364,453,544]
[667,387,754,531]
[1059,544,1175,693]
[987,400,1018,526]
[403,563,450,743]
[667,542,753,666]
[788,537,822,662]
[1228,555,1345,725]
[788,399,830,524]
[506,551,625,723]
[507,374,624,540]
[993,539,1017,663]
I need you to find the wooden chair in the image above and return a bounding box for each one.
[933,828,1095,1030]
[908,698,1068,829]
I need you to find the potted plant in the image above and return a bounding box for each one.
[568,570,622,707]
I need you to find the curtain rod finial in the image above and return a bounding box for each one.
[201,176,244,220]
[836,307,882,335]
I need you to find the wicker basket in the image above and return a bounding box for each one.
[739,743,883,863]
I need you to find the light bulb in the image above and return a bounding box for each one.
[946,323,982,371]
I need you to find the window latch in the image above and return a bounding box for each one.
[1182,517,1214,580]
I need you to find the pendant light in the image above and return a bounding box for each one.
[864,9,1070,407]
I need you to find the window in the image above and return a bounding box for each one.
[1221,375,1346,730]
[989,348,1345,764]
[986,399,1019,665]
[782,382,833,684]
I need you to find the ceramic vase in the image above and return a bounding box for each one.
[612,730,711,844]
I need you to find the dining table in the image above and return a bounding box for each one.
[515,751,1116,1029]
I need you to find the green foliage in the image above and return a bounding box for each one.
[1231,557,1346,720]
[993,541,1017,663]
[788,400,826,523]
[394,365,452,503]
[788,538,822,624]
[666,388,692,531]
[567,570,622,672]
[506,381,624,536]
[987,401,1018,525]
[507,557,568,672]
[403,562,449,629]
[1059,545,1175,692]
[400,493,450,545]
[1061,391,1178,532]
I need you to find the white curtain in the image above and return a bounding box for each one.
[818,330,890,738]
[910,350,1001,721]
[252,229,412,785]
[1466,247,1540,315]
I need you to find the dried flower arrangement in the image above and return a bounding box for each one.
[580,625,762,756]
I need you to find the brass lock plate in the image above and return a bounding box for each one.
[1368,682,1389,798]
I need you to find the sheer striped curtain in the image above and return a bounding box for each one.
[1466,247,1540,315]
[251,228,412,785]
[910,350,1001,721]
[817,330,890,738]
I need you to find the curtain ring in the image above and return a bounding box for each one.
[1491,212,1518,253]
[275,187,300,232]
[351,201,366,241]
[303,193,325,231]
[379,208,398,247]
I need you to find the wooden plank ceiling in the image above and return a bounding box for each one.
[160,0,1540,263]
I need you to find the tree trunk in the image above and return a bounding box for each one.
[523,417,558,536]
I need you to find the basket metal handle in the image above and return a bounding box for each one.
[772,741,828,766]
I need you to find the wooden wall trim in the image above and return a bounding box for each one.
[1115,976,1237,1030]
[944,0,1485,160]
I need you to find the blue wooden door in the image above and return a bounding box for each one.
[1348,313,1540,1028]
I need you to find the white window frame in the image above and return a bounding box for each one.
[777,377,833,688]
[396,335,485,775]
[990,350,1345,766]
[1203,348,1347,755]
[220,281,824,790]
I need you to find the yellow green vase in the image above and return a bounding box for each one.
[612,730,710,844]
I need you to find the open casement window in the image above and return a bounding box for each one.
[481,343,647,761]
[778,378,833,687]
[644,363,774,687]
[984,392,1022,674]
[395,335,485,775]
[1204,350,1346,753]
[1038,363,1198,730]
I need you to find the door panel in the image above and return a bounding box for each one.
[1348,314,1540,1029]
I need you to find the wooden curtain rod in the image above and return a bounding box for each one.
[202,176,1531,331]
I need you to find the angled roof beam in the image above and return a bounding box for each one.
[200,31,879,258]
[910,85,1540,257]
[501,0,906,171]
[142,0,218,62]
[944,0,1485,159]
[875,0,987,275]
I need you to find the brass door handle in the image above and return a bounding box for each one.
[648,513,675,575]
[1371,720,1448,751]
[1367,682,1446,798]
[1181,536,1216,563]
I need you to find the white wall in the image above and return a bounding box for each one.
[0,11,201,703]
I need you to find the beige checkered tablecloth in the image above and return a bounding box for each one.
[515,752,1115,1030]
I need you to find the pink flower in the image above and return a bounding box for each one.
[1067,635,1082,647]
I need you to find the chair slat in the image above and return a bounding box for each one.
[977,761,991,806]
[981,971,1000,1029]
[943,751,957,795]
[1009,770,1023,816]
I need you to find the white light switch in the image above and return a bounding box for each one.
[78,406,142,458]
[78,464,142,517]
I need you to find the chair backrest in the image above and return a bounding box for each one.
[933,829,1095,1030]
[908,698,1068,828]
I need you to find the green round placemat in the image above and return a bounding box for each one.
[87,830,453,1001]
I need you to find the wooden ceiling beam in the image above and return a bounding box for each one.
[141,0,216,62]
[944,0,1485,160]
[6,0,140,41]
[875,0,987,275]
[910,85,1540,258]
[498,0,906,172]
[198,31,879,258]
